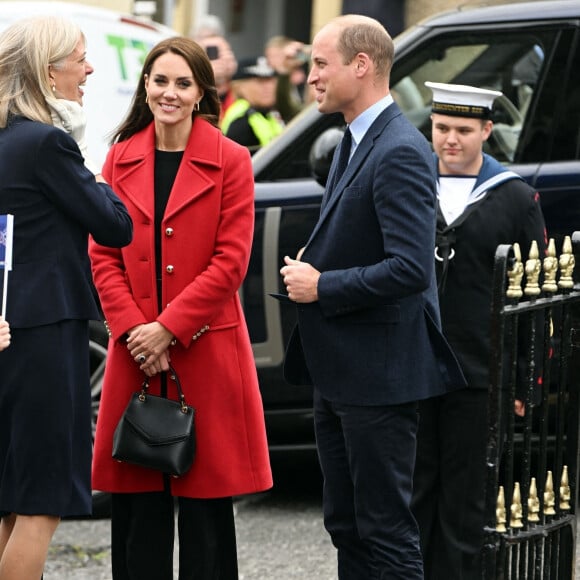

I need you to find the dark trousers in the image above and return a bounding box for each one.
[313,389,423,580]
[111,491,238,580]
[412,388,488,580]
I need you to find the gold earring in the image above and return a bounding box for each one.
[194,101,200,111]
[51,85,56,93]
[145,94,149,104]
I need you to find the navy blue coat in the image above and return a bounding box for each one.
[0,116,133,327]
[284,103,465,405]
[0,115,132,518]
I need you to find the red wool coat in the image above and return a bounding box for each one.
[89,118,272,498]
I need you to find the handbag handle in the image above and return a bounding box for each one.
[138,364,189,414]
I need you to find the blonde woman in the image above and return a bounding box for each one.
[0,16,132,579]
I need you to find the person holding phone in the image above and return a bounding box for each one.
[191,16,239,125]
[265,35,314,122]
[205,44,219,60]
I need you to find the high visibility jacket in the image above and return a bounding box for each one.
[221,99,284,147]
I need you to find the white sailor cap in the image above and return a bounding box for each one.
[425,81,503,119]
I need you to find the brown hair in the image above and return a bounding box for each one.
[112,36,220,143]
[333,15,394,80]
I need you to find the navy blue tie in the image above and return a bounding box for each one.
[334,127,352,185]
[322,128,352,210]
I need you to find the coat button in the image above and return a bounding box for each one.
[166,265,174,274]
[165,227,174,236]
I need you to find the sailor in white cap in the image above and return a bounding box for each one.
[412,82,547,580]
[427,81,501,120]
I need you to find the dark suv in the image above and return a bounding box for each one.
[242,0,580,454]
[90,0,580,474]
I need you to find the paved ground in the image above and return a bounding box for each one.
[42,456,580,579]
[45,514,580,579]
[44,457,336,579]
[45,497,336,579]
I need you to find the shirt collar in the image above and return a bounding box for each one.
[348,94,394,150]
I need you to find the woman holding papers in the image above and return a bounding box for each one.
[0,16,132,579]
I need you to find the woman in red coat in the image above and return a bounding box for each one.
[89,37,272,580]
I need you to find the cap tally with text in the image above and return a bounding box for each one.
[425,82,503,119]
[233,56,276,80]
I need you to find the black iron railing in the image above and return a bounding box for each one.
[483,232,580,579]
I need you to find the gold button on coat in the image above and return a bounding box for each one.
[165,227,174,236]
[166,265,174,274]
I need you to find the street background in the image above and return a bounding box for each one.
[44,455,580,579]
[45,455,337,580]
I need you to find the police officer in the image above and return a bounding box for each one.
[222,56,284,153]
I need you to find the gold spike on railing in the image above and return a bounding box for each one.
[510,482,524,528]
[541,238,559,293]
[558,236,575,289]
[528,477,540,523]
[496,486,507,532]
[524,240,541,296]
[544,471,556,515]
[560,466,571,511]
[507,242,524,299]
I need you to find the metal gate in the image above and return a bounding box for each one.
[483,232,580,579]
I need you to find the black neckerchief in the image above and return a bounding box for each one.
[435,199,483,296]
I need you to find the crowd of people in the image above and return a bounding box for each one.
[0,9,548,580]
[191,15,312,154]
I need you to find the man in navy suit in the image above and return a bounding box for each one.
[280,15,465,579]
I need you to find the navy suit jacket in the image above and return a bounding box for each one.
[284,102,465,405]
[0,116,133,328]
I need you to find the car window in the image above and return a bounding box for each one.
[553,30,580,161]
[391,32,554,163]
[519,28,580,163]
[254,23,576,182]
[254,110,345,182]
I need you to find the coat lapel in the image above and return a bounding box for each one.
[111,119,223,221]
[112,125,155,220]
[165,118,222,220]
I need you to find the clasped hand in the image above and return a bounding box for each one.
[127,322,174,377]
[280,254,320,303]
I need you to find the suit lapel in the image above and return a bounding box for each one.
[307,103,401,246]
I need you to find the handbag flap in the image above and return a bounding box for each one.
[122,393,195,445]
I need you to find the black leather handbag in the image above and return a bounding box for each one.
[112,365,196,476]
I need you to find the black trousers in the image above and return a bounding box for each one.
[111,490,238,580]
[412,388,488,580]
[314,389,423,580]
